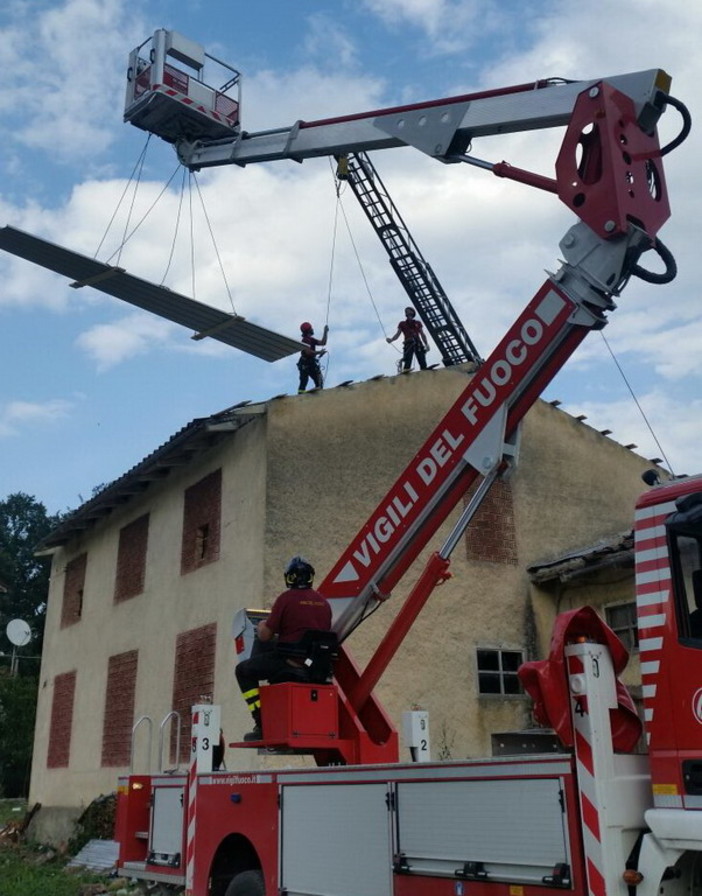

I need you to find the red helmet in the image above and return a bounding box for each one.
[300,321,313,333]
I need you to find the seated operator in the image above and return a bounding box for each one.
[235,556,332,741]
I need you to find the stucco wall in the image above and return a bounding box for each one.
[30,416,268,808]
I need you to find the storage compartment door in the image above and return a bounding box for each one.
[281,783,392,896]
[149,785,184,866]
[396,777,570,884]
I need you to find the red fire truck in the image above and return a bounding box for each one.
[113,29,697,896]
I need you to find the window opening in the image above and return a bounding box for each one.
[605,601,639,652]
[477,648,523,695]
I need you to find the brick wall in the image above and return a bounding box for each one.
[114,514,149,603]
[181,469,222,575]
[61,553,87,628]
[101,650,139,767]
[464,479,518,565]
[171,623,217,763]
[47,670,76,768]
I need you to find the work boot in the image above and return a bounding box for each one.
[242,707,262,742]
[243,724,262,742]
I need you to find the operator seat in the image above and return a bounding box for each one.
[271,630,339,685]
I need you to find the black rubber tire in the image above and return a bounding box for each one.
[224,869,265,896]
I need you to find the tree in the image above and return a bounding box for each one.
[0,670,38,797]
[0,494,61,797]
[0,492,62,664]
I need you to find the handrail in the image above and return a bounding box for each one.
[158,710,182,773]
[130,715,153,774]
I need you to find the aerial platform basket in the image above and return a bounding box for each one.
[125,29,241,145]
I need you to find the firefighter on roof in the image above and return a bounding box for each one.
[387,306,429,371]
[235,556,332,741]
[297,321,328,392]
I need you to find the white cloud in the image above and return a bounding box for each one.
[361,0,484,45]
[75,312,180,370]
[0,398,73,438]
[303,14,360,69]
[0,0,146,163]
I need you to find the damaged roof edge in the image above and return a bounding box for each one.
[527,531,635,584]
[36,401,267,552]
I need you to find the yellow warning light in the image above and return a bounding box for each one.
[652,783,679,796]
[131,781,145,791]
[622,869,644,886]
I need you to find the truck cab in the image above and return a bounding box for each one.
[636,477,702,810]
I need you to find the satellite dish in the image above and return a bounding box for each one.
[6,618,32,647]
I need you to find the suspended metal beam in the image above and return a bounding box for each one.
[0,226,303,363]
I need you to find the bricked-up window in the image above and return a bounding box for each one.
[115,514,149,603]
[102,650,139,767]
[61,553,87,627]
[605,602,639,653]
[47,670,76,768]
[181,470,222,574]
[464,480,518,565]
[477,648,523,695]
[171,623,217,763]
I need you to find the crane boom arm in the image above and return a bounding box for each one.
[187,80,667,172]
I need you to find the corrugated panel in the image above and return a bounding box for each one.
[0,226,303,362]
[66,838,119,872]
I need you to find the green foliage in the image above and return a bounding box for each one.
[0,843,106,896]
[0,671,38,797]
[0,492,60,799]
[67,794,117,855]
[0,797,27,826]
[0,492,62,663]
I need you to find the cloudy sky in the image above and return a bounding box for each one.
[0,0,699,515]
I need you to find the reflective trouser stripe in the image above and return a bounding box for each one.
[242,687,260,710]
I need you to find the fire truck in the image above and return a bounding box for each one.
[113,29,697,896]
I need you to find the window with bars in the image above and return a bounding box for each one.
[61,553,87,627]
[605,601,639,652]
[476,648,523,695]
[114,514,149,603]
[181,469,222,574]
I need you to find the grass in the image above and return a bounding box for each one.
[0,844,110,896]
[0,799,131,896]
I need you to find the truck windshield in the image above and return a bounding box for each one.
[666,491,702,645]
